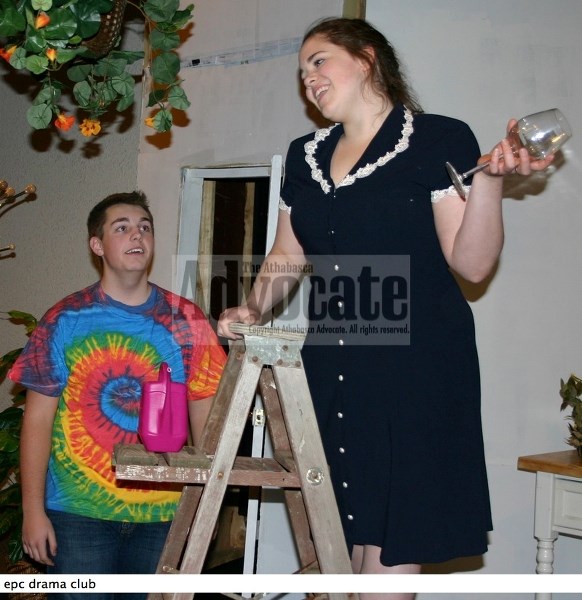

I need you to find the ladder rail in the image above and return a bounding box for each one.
[179,352,264,574]
[272,362,353,574]
[259,369,318,570]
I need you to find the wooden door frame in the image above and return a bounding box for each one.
[343,0,366,18]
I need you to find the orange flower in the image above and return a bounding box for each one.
[46,48,57,63]
[34,11,50,29]
[54,113,75,131]
[79,119,102,137]
[0,46,17,62]
[144,116,156,128]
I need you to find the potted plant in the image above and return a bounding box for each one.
[0,0,193,136]
[0,310,37,567]
[559,373,582,457]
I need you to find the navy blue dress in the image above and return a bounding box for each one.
[280,104,493,566]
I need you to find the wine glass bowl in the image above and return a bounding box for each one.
[445,108,572,198]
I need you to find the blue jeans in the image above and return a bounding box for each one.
[46,509,171,600]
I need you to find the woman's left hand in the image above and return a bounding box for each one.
[482,118,555,177]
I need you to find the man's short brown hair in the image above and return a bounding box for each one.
[87,191,154,239]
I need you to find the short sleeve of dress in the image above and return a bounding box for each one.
[425,116,481,202]
[280,136,311,214]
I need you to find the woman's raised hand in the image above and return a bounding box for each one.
[217,305,261,339]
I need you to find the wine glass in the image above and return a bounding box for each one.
[445,108,572,197]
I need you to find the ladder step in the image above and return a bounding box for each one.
[113,444,212,468]
[114,444,301,488]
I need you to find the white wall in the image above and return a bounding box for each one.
[365,0,582,596]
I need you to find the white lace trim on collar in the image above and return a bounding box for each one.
[304,107,414,194]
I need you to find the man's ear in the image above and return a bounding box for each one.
[89,236,104,257]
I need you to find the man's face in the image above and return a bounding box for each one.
[90,204,154,275]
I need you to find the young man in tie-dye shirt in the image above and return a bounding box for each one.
[10,191,226,592]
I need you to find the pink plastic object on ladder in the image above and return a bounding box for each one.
[138,363,188,452]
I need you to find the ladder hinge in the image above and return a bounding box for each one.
[251,407,265,427]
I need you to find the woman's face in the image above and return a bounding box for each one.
[299,34,371,122]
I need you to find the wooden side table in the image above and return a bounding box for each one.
[517,450,582,600]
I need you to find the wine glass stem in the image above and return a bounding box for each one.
[460,161,491,181]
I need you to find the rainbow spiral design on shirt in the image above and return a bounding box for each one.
[49,332,180,521]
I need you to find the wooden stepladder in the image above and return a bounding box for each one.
[114,324,354,600]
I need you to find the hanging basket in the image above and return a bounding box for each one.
[82,0,128,58]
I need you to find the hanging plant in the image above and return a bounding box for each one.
[0,0,193,136]
[559,373,582,457]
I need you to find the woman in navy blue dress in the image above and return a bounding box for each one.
[218,17,555,593]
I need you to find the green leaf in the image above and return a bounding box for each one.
[6,312,37,335]
[147,88,166,107]
[55,46,85,64]
[32,86,53,105]
[153,20,179,35]
[26,102,53,129]
[69,3,103,39]
[96,0,115,12]
[0,430,19,454]
[9,47,27,69]
[93,57,127,77]
[0,460,13,483]
[8,533,24,564]
[0,5,26,37]
[170,7,193,30]
[42,7,78,41]
[0,484,22,506]
[109,50,144,64]
[24,6,36,29]
[152,107,172,132]
[167,85,190,110]
[144,0,180,23]
[149,28,179,51]
[111,72,134,95]
[2,481,20,503]
[97,79,118,104]
[72,79,92,107]
[68,34,84,45]
[25,53,48,74]
[67,62,93,82]
[31,0,52,11]
[50,77,64,91]
[151,51,180,85]
[5,310,38,335]
[0,406,22,431]
[0,508,20,537]
[116,91,134,112]
[23,31,48,54]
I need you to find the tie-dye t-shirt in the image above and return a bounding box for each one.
[9,282,226,523]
